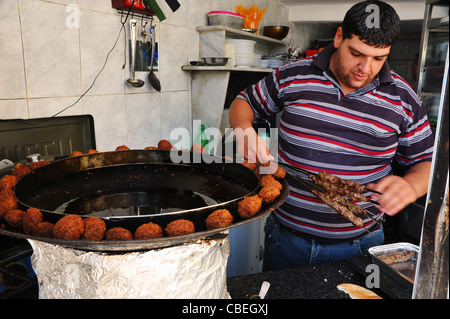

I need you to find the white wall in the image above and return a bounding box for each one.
[0,0,290,152]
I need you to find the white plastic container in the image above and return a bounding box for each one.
[208,11,244,29]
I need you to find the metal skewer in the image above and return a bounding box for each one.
[282,166,327,193]
[278,162,382,194]
[283,166,380,233]
[278,162,383,202]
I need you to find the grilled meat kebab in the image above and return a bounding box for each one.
[309,172,370,202]
[311,189,364,228]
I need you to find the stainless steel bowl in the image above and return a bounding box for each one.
[202,57,230,66]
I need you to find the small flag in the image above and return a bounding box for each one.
[144,0,180,22]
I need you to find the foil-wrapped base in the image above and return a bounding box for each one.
[28,235,229,299]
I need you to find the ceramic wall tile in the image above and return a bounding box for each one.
[209,0,234,12]
[191,71,229,130]
[82,94,128,151]
[42,0,78,6]
[79,9,126,96]
[0,99,28,120]
[125,92,162,149]
[159,23,189,92]
[19,0,81,98]
[0,1,27,99]
[187,28,200,64]
[187,0,211,29]
[78,0,118,15]
[28,96,83,118]
[160,91,191,148]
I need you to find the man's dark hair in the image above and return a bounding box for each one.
[342,0,401,48]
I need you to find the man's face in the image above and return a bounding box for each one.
[330,27,391,94]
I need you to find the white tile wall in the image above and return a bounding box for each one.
[0,1,27,100]
[83,94,128,151]
[79,9,126,96]
[0,0,289,151]
[20,0,82,99]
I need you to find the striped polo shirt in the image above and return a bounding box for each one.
[237,44,434,242]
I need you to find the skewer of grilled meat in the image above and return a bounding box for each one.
[327,192,382,225]
[317,171,369,193]
[328,193,367,216]
[309,173,370,202]
[311,189,364,228]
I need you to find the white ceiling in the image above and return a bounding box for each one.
[278,0,428,23]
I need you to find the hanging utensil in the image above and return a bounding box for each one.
[127,19,145,88]
[147,24,161,92]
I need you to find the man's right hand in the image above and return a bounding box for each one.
[234,127,274,165]
[229,98,274,165]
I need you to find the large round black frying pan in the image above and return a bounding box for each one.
[2,150,288,251]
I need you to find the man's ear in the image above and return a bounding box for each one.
[334,27,343,49]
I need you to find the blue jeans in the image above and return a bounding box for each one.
[263,213,384,271]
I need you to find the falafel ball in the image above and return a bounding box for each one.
[22,207,43,235]
[0,175,17,190]
[157,139,174,150]
[70,151,84,157]
[0,187,14,198]
[27,160,50,170]
[260,174,282,191]
[134,222,163,239]
[32,222,54,237]
[105,227,133,240]
[82,216,106,240]
[165,219,195,236]
[256,163,286,179]
[241,160,257,171]
[258,185,281,204]
[205,209,233,230]
[237,195,262,219]
[4,209,25,230]
[12,163,31,179]
[272,165,286,179]
[53,214,84,240]
[115,145,130,151]
[0,193,18,220]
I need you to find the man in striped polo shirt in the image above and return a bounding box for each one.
[229,0,434,271]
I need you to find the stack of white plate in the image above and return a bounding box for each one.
[226,39,256,67]
[267,58,285,69]
[253,53,262,67]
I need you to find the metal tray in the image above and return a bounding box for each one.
[2,150,289,252]
[368,242,419,288]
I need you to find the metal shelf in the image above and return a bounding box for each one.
[181,65,273,73]
[416,1,449,125]
[196,26,287,46]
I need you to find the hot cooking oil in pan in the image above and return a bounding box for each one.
[53,187,218,218]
